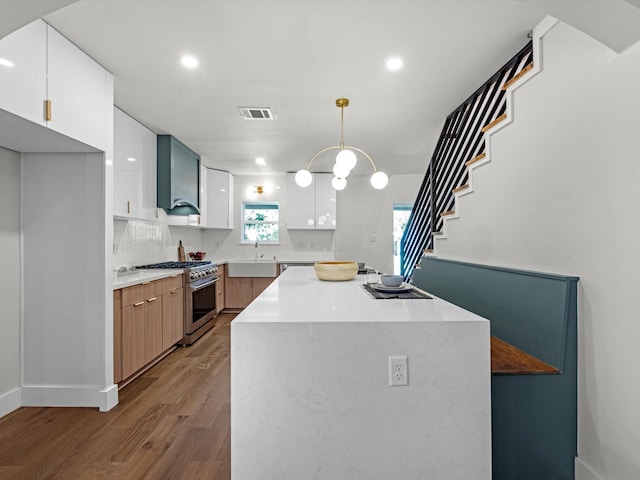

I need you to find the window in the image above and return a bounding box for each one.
[242,201,279,243]
[393,203,413,275]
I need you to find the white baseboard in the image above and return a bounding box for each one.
[0,387,22,418]
[21,385,113,409]
[576,457,605,480]
[99,384,118,412]
[1,384,119,418]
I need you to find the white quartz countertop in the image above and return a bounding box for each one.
[235,266,489,324]
[112,269,183,290]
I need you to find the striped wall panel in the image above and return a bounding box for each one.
[400,41,533,280]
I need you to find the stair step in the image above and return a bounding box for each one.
[465,153,486,167]
[440,210,455,217]
[502,63,534,91]
[481,113,507,133]
[452,184,469,194]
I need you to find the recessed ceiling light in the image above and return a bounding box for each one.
[181,55,199,69]
[127,157,136,162]
[386,57,403,71]
[0,58,14,68]
[255,157,266,166]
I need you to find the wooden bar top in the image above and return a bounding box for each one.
[491,336,559,375]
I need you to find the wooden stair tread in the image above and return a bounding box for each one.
[481,113,507,133]
[502,63,534,91]
[452,184,469,194]
[491,336,559,375]
[465,152,486,167]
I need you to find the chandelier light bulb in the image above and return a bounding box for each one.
[332,176,347,191]
[295,169,313,187]
[333,162,351,179]
[336,148,357,170]
[370,171,389,190]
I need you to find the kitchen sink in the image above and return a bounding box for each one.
[227,260,278,277]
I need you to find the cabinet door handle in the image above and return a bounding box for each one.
[147,297,157,302]
[171,290,178,294]
[45,99,52,121]
[127,201,131,214]
[133,301,144,307]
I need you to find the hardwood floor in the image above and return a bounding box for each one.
[0,313,235,480]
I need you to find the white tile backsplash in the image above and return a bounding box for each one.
[113,210,203,268]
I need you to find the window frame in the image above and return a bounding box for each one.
[241,200,280,244]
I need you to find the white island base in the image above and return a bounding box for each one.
[231,267,491,480]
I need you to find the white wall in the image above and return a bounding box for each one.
[336,174,423,274]
[0,147,21,416]
[434,20,640,480]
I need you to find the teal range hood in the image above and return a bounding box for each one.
[157,135,200,215]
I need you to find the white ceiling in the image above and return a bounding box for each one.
[2,1,639,178]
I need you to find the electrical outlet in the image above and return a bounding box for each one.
[389,355,408,386]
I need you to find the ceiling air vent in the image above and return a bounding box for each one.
[238,107,274,120]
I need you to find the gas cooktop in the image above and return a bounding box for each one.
[136,261,212,269]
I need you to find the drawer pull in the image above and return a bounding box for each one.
[171,289,178,294]
[141,281,151,285]
[147,297,157,302]
[133,301,144,307]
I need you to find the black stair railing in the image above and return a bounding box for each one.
[401,41,533,280]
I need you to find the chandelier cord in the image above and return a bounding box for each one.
[340,102,345,151]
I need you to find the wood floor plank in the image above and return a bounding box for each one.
[0,313,236,480]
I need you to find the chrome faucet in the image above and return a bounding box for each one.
[254,237,263,260]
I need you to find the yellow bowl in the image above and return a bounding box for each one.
[314,261,358,281]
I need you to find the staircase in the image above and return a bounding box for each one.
[400,37,541,280]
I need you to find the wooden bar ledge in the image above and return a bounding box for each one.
[491,336,559,375]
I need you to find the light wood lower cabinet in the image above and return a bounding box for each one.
[253,277,275,298]
[121,299,145,380]
[115,274,184,382]
[216,264,226,312]
[225,272,276,309]
[143,294,163,365]
[162,286,184,351]
[113,290,122,383]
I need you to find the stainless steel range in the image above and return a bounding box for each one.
[135,261,219,345]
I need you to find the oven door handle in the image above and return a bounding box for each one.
[190,276,219,293]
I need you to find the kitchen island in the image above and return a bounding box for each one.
[231,266,491,480]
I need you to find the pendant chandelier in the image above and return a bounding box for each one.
[295,98,389,191]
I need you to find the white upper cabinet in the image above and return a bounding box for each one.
[206,168,234,229]
[0,20,110,151]
[198,164,208,227]
[46,25,110,151]
[113,107,157,220]
[314,173,337,230]
[285,173,336,230]
[0,20,47,126]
